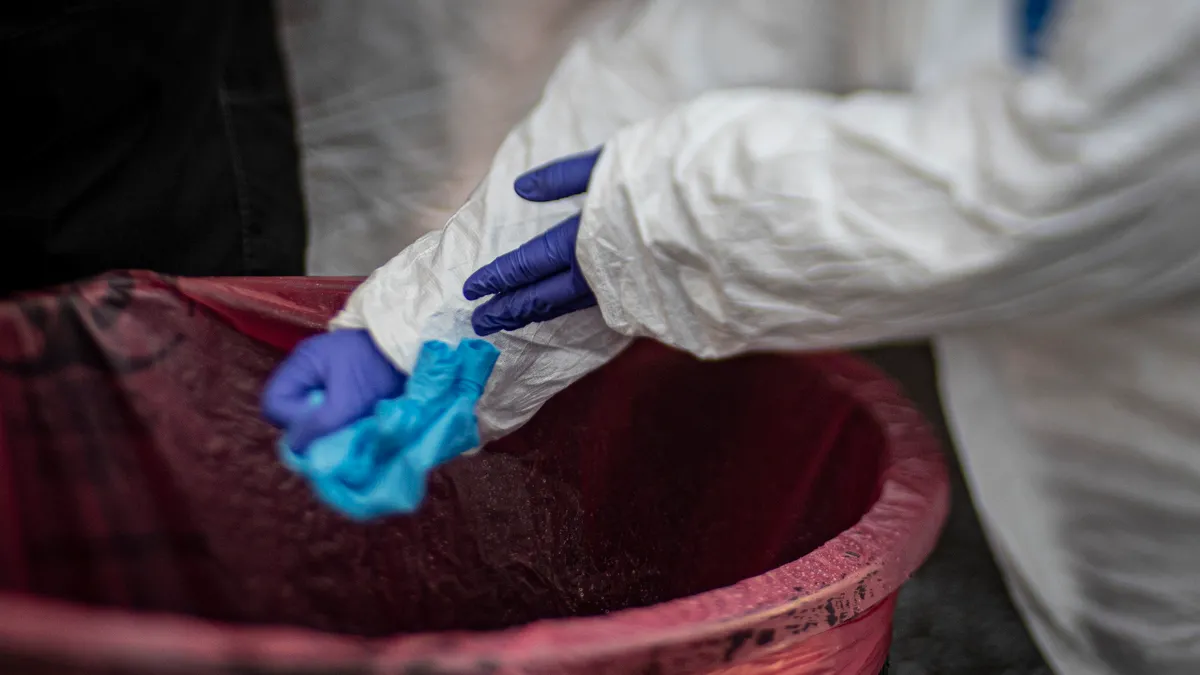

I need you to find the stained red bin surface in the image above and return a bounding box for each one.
[0,273,948,674]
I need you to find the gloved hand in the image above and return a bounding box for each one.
[463,148,602,336]
[261,330,408,452]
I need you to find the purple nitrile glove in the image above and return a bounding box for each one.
[261,329,407,452]
[463,148,602,336]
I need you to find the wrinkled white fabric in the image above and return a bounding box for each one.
[335,1,1200,673]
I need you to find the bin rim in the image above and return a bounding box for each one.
[0,278,949,673]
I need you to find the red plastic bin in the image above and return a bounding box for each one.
[0,273,948,674]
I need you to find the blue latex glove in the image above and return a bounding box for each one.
[279,339,500,520]
[261,330,408,452]
[463,148,602,336]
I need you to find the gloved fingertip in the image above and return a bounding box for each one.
[470,312,501,337]
[578,147,603,167]
[515,149,601,201]
[463,268,495,300]
[547,213,583,246]
[514,174,542,201]
[471,323,499,338]
[471,301,524,336]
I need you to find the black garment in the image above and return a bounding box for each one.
[0,0,307,295]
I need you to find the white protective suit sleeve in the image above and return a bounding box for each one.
[331,0,844,442]
[577,0,1200,358]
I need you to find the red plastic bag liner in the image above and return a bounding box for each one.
[0,272,948,674]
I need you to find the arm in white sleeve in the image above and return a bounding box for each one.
[577,1,1200,358]
[329,0,847,441]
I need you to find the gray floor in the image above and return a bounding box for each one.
[857,345,1052,675]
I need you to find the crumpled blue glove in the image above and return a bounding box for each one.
[463,148,602,336]
[278,339,499,520]
[261,330,408,452]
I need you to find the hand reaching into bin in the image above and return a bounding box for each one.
[261,329,408,452]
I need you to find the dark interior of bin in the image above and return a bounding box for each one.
[0,299,885,638]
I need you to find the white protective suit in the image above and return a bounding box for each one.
[332,1,1200,673]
